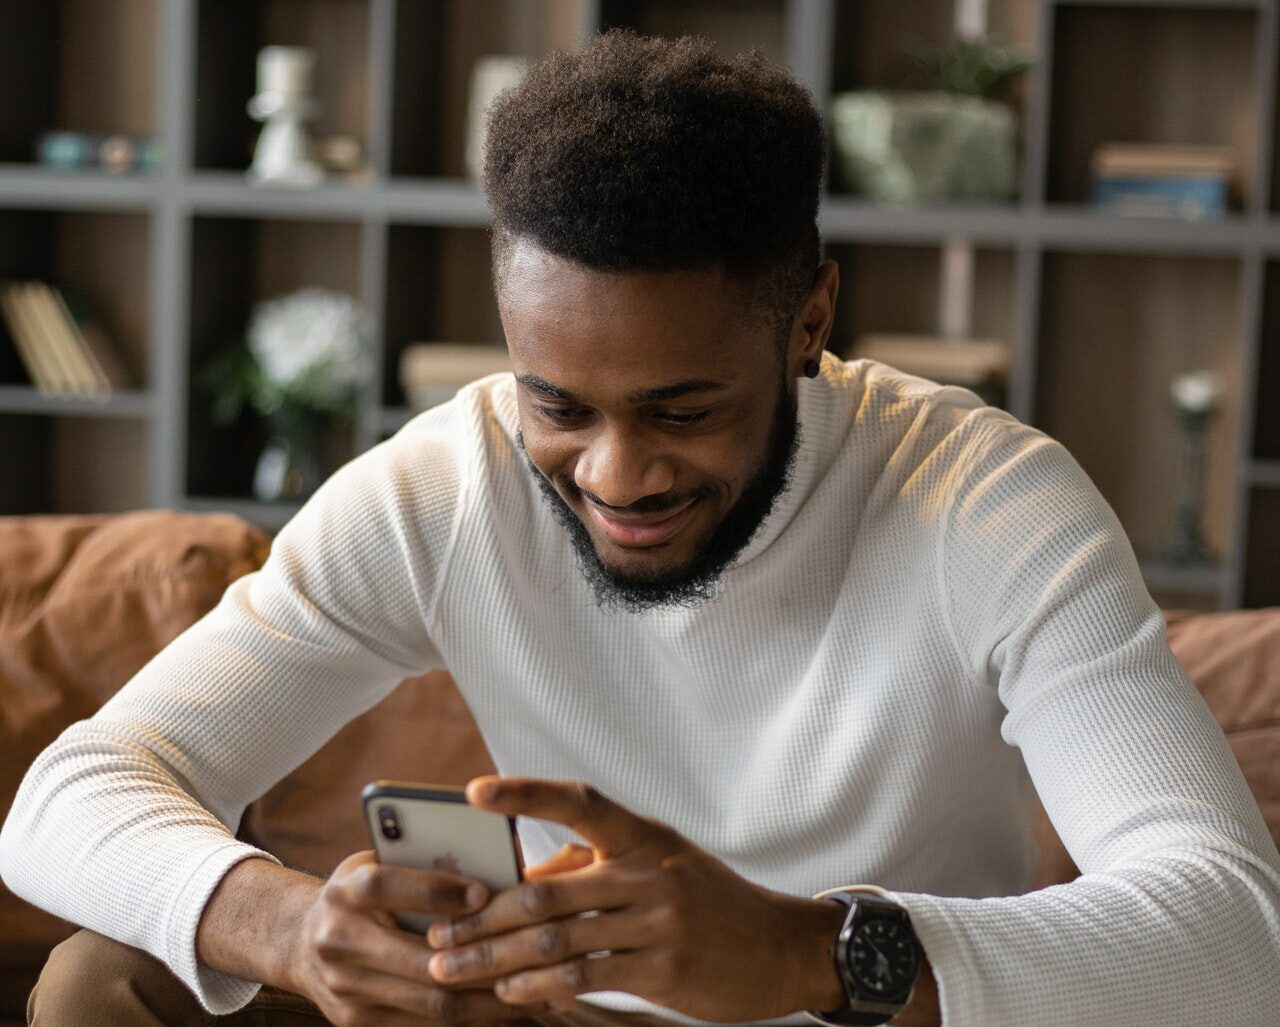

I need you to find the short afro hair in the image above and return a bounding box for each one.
[483,30,825,337]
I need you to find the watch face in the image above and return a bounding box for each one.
[848,918,919,998]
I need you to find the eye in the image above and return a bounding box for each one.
[534,403,590,424]
[656,410,711,426]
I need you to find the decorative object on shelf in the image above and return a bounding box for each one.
[204,288,370,502]
[829,36,1029,204]
[1162,369,1223,567]
[465,56,530,181]
[1091,144,1234,222]
[854,333,1008,407]
[400,343,512,412]
[37,131,162,175]
[0,281,129,397]
[247,46,324,187]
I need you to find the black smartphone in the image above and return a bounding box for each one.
[361,781,523,933]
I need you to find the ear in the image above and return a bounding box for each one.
[786,260,839,380]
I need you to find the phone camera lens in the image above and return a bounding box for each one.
[377,805,401,841]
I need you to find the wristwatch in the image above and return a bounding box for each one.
[807,889,922,1026]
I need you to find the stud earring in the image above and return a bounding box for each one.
[803,359,820,379]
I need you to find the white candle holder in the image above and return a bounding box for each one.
[247,46,323,187]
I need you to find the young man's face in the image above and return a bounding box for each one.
[498,239,826,609]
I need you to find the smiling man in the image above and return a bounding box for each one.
[5,29,1280,1027]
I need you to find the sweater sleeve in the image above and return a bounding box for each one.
[892,413,1280,1026]
[0,411,471,1014]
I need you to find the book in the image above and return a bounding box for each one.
[0,283,64,392]
[0,282,129,397]
[1091,143,1233,221]
[400,343,512,411]
[854,334,1008,388]
[1091,143,1234,179]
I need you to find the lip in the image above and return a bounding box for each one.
[584,499,699,548]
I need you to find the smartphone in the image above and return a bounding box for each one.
[361,781,523,934]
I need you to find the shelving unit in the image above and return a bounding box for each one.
[2,0,1279,609]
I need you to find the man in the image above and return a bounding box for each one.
[3,30,1279,1027]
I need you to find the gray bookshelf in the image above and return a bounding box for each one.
[2,0,1280,609]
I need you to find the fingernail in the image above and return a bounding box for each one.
[429,922,452,947]
[476,779,498,800]
[466,883,488,909]
[436,954,459,979]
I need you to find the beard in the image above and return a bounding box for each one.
[519,376,800,612]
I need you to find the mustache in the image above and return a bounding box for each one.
[557,476,717,516]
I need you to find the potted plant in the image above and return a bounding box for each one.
[829,37,1031,204]
[204,287,371,501]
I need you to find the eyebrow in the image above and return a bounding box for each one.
[516,373,728,404]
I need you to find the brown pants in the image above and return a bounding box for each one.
[29,929,685,1027]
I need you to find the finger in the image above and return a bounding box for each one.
[467,778,662,859]
[428,867,639,947]
[428,909,652,986]
[494,952,650,1007]
[336,857,489,917]
[325,967,546,1023]
[525,843,595,879]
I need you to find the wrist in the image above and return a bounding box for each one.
[791,895,849,1013]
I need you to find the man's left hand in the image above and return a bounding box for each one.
[424,776,847,1022]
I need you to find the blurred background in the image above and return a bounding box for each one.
[0,0,1277,611]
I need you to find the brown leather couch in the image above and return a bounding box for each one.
[1,511,1278,1022]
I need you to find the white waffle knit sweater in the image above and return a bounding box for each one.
[3,355,1279,1025]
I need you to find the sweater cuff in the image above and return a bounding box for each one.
[165,840,284,1015]
[877,890,980,1026]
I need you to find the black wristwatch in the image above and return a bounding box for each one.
[807,890,922,1026]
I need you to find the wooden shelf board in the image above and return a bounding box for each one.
[820,198,1028,246]
[0,164,157,211]
[184,172,492,227]
[1038,205,1256,255]
[1251,459,1280,488]
[1050,0,1263,9]
[184,171,382,220]
[0,386,153,418]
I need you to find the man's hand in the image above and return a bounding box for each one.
[282,850,549,1026]
[423,777,849,1022]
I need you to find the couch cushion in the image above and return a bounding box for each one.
[0,511,269,1012]
[1031,607,1280,888]
[237,669,497,878]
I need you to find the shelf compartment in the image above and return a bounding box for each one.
[831,0,1038,95]
[186,215,363,500]
[1253,260,1280,459]
[1045,4,1260,209]
[194,0,372,173]
[1035,251,1242,564]
[0,413,149,514]
[389,1,584,180]
[825,241,1016,407]
[0,1,158,165]
[1242,487,1280,606]
[601,0,787,65]
[0,386,152,418]
[0,208,151,391]
[382,224,503,407]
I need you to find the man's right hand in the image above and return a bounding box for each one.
[198,852,549,1026]
[282,850,553,1026]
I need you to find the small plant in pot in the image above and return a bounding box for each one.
[203,287,371,502]
[830,36,1031,205]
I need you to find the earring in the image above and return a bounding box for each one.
[803,359,820,379]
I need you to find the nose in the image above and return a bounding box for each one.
[574,425,676,509]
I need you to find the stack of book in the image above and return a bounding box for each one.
[1091,143,1234,221]
[399,343,511,411]
[0,281,130,397]
[854,333,1009,407]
